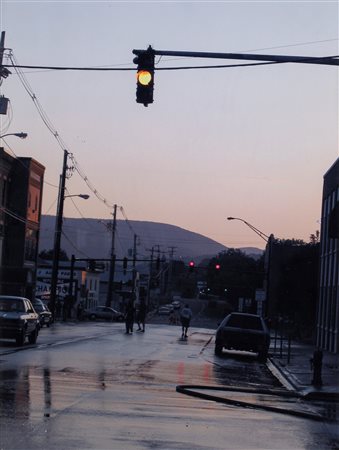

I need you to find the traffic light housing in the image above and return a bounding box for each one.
[133,46,155,107]
[215,263,221,270]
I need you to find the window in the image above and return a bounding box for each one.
[227,314,263,330]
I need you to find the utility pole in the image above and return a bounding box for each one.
[0,31,10,115]
[146,246,155,309]
[0,32,10,79]
[131,234,139,299]
[50,149,68,318]
[0,32,5,75]
[167,246,177,298]
[106,204,117,307]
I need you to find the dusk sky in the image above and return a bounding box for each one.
[0,1,338,251]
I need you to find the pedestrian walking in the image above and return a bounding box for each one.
[136,298,146,332]
[125,298,135,334]
[180,304,192,339]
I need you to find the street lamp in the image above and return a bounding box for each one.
[227,217,269,242]
[65,194,90,200]
[227,216,273,317]
[49,157,90,319]
[0,132,28,139]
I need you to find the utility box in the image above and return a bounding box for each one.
[0,96,9,115]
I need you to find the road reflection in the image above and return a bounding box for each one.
[0,368,30,419]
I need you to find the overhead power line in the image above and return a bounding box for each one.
[6,51,140,245]
[4,61,281,71]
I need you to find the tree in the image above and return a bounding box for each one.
[39,248,69,261]
[275,238,306,246]
[309,230,320,245]
[206,249,265,310]
[269,238,319,339]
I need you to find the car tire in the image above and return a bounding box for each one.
[258,351,268,363]
[16,330,25,346]
[29,328,38,344]
[215,343,223,356]
[89,314,96,321]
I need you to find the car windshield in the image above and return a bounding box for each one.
[227,315,263,330]
[33,303,44,312]
[0,299,25,312]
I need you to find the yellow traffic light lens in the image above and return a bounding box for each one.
[137,70,152,86]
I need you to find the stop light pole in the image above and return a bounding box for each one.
[133,46,338,106]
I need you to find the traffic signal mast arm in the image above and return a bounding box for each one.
[133,48,339,66]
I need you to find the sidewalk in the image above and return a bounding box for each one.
[268,337,339,401]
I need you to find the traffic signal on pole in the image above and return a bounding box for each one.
[133,46,155,107]
[189,261,195,272]
[215,263,221,270]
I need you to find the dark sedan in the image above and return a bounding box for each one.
[83,306,124,322]
[0,295,40,346]
[215,312,270,362]
[32,299,53,328]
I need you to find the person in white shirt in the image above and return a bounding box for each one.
[180,304,192,338]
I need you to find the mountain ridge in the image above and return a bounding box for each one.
[39,215,263,261]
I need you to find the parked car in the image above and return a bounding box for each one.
[83,306,124,322]
[0,295,40,346]
[171,300,181,309]
[32,299,53,328]
[215,312,270,362]
[158,306,172,315]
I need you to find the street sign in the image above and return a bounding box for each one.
[255,289,266,302]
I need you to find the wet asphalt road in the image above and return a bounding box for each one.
[0,321,338,450]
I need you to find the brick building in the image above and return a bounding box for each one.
[0,147,45,298]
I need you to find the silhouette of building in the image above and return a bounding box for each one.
[0,147,45,298]
[317,157,339,353]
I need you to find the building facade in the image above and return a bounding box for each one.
[0,148,45,298]
[317,158,339,353]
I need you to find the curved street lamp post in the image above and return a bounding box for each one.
[227,217,273,317]
[0,132,28,140]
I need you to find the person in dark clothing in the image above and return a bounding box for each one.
[136,298,146,332]
[125,299,135,334]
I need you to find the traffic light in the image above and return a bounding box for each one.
[133,46,155,107]
[215,263,221,270]
[188,261,195,272]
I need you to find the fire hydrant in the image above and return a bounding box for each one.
[310,349,323,386]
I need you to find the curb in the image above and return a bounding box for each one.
[268,356,339,402]
[267,357,298,392]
